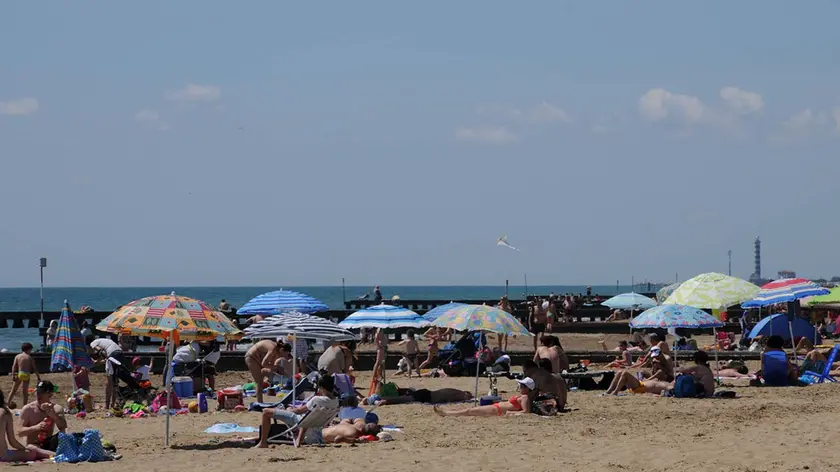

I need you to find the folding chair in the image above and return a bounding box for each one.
[264,404,341,447]
[803,344,839,384]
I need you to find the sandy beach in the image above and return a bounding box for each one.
[3,360,839,472]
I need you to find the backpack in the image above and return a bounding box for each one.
[672,374,697,398]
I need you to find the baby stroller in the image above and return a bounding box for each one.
[170,342,221,395]
[109,356,154,406]
[440,332,489,377]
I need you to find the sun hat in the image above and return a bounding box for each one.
[515,377,536,390]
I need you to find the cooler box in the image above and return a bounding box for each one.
[172,377,194,398]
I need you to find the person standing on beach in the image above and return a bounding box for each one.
[497,296,512,352]
[398,331,420,377]
[529,299,549,351]
[373,328,387,379]
[8,343,40,407]
[373,286,383,302]
[244,339,287,404]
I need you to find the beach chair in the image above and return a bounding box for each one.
[248,372,318,412]
[264,403,341,447]
[333,373,360,401]
[802,345,839,384]
[762,351,792,387]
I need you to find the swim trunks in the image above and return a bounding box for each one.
[531,322,546,334]
[632,385,647,394]
[406,353,418,362]
[410,388,432,403]
[17,372,30,382]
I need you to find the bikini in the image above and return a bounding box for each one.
[494,395,523,415]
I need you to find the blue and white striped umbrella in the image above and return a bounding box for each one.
[237,289,329,316]
[244,312,355,341]
[601,292,657,310]
[422,302,467,322]
[339,304,429,329]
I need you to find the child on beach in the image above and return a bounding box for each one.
[9,343,40,407]
[73,365,91,391]
[132,357,153,388]
[398,331,420,378]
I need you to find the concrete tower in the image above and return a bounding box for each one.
[749,237,762,284]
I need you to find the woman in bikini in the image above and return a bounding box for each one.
[433,377,536,417]
[420,327,441,370]
[373,329,388,380]
[0,391,52,463]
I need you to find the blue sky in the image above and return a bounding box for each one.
[2,1,839,287]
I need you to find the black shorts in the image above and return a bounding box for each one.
[406,353,418,362]
[531,322,546,334]
[38,433,60,452]
[411,388,432,403]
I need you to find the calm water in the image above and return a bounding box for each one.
[0,284,634,350]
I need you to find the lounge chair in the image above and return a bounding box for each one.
[248,372,318,412]
[263,403,341,447]
[802,345,839,384]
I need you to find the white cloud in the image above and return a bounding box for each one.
[455,126,518,144]
[167,84,221,103]
[134,109,171,131]
[0,97,39,116]
[784,108,825,133]
[638,88,705,123]
[720,86,764,115]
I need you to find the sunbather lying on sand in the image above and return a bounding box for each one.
[366,388,473,406]
[321,418,380,444]
[433,378,536,417]
[603,370,670,396]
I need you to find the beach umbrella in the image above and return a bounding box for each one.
[50,301,93,388]
[806,286,840,309]
[748,313,819,343]
[630,304,725,377]
[431,304,533,401]
[338,304,428,329]
[656,283,681,304]
[742,278,829,308]
[237,289,329,316]
[602,293,657,311]
[245,311,355,404]
[422,302,468,322]
[664,272,760,311]
[96,291,241,447]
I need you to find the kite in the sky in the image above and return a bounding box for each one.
[496,235,520,251]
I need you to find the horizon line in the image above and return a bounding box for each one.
[0,282,659,290]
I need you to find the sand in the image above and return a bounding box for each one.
[3,362,840,472]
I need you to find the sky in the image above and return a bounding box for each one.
[2,1,839,288]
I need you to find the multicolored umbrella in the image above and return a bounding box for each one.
[630,304,724,329]
[656,283,681,304]
[422,302,467,322]
[742,278,829,308]
[237,289,329,316]
[431,304,532,336]
[338,304,428,329]
[50,301,93,373]
[602,292,657,310]
[96,291,242,341]
[664,272,759,310]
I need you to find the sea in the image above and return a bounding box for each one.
[0,284,639,350]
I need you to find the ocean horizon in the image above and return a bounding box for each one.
[0,284,647,350]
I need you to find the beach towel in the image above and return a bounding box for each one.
[204,423,259,434]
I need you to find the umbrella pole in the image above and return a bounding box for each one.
[474,330,482,403]
[292,335,297,405]
[788,320,798,369]
[713,328,720,384]
[165,334,175,447]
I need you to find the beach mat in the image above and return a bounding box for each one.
[204,423,259,434]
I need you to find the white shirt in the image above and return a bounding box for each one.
[135,365,151,381]
[90,338,121,356]
[172,342,200,364]
[305,395,339,412]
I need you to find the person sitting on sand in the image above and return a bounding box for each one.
[397,330,420,378]
[534,336,562,373]
[245,339,291,404]
[630,346,674,381]
[0,391,53,463]
[676,351,715,397]
[18,381,67,452]
[602,340,633,369]
[433,377,537,417]
[8,343,39,407]
[420,327,442,370]
[254,376,339,448]
[523,359,568,410]
[321,418,381,444]
[755,335,796,387]
[367,388,473,406]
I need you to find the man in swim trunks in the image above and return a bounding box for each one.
[529,300,549,351]
[368,388,474,405]
[9,343,39,407]
[18,381,67,452]
[0,390,53,463]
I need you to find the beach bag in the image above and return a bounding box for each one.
[380,382,399,398]
[531,398,558,416]
[54,432,81,463]
[77,429,107,462]
[672,374,697,398]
